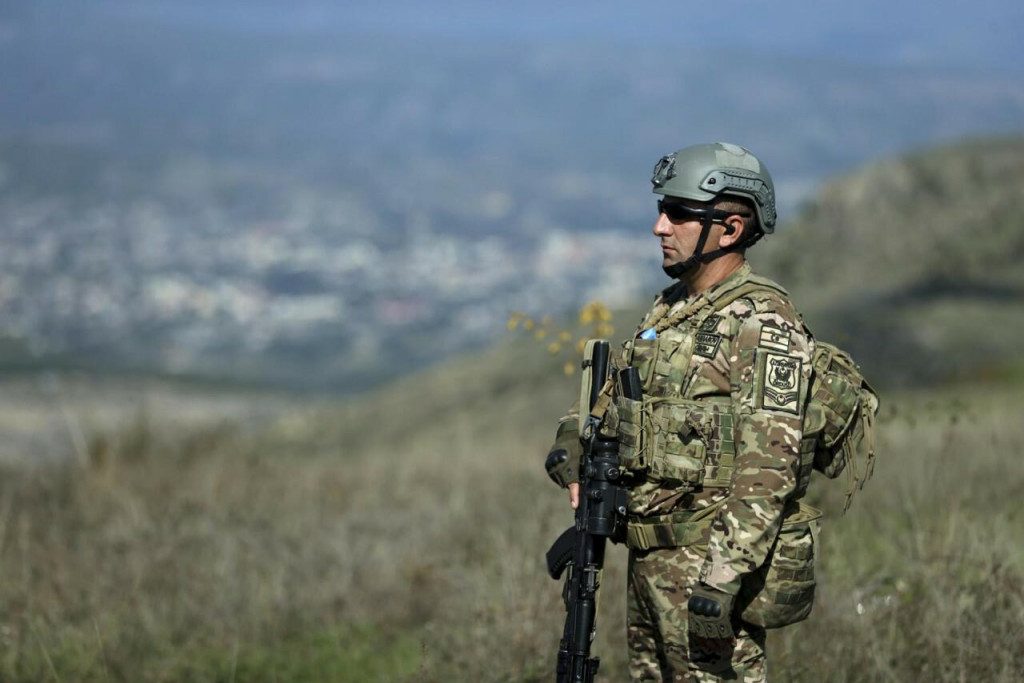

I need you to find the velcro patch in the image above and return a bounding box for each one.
[759,325,791,352]
[694,332,722,359]
[762,352,802,414]
[699,314,723,332]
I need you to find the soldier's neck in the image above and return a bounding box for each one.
[683,254,745,297]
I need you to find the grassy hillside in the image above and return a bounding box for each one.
[756,136,1024,386]
[1,138,1023,681]
[0,336,1022,681]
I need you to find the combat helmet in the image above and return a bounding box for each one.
[652,142,776,233]
[651,142,777,277]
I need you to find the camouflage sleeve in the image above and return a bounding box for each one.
[559,400,582,431]
[698,297,812,594]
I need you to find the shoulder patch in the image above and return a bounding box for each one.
[760,352,802,413]
[699,314,723,332]
[759,324,791,353]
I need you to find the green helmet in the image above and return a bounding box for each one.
[651,142,777,233]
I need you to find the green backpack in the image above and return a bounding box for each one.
[805,340,880,510]
[708,280,880,628]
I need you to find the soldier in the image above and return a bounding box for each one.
[547,142,813,681]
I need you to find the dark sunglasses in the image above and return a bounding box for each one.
[657,199,751,224]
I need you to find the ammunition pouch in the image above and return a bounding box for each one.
[615,395,736,490]
[615,396,649,473]
[736,501,821,629]
[626,336,660,394]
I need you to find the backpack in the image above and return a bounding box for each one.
[805,340,880,511]
[707,280,880,628]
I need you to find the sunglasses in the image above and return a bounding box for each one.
[657,199,751,224]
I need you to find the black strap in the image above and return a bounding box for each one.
[664,208,755,278]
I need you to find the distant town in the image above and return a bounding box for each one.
[4,11,1022,390]
[0,187,660,390]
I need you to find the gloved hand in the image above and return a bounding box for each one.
[544,420,582,488]
[688,584,736,641]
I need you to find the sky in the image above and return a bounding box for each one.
[41,0,1024,71]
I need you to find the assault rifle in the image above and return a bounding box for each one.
[546,340,642,683]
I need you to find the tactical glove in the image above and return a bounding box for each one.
[688,584,736,640]
[545,420,582,488]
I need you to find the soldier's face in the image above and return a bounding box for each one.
[653,198,719,270]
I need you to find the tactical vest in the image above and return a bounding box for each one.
[611,274,879,628]
[615,274,806,496]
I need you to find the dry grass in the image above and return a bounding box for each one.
[0,361,1021,681]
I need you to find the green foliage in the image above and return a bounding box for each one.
[756,136,1024,386]
[761,136,1024,300]
[507,301,616,376]
[3,135,1024,681]
[182,625,422,683]
[1,361,1022,681]
[769,386,1024,681]
[1,621,421,683]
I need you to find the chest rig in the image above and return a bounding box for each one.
[614,275,790,497]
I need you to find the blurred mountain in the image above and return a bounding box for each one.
[757,137,1024,385]
[0,8,1022,390]
[5,9,1024,209]
[351,137,1024,418]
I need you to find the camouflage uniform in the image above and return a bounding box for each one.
[618,261,812,681]
[545,143,822,681]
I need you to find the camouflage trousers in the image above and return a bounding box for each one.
[627,545,767,682]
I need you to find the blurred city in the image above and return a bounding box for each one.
[3,1,1023,390]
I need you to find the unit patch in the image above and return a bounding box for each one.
[699,314,723,332]
[694,332,722,359]
[761,352,802,414]
[758,325,791,352]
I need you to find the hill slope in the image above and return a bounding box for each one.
[756,136,1024,385]
[357,136,1024,394]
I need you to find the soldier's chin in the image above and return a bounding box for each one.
[662,260,694,279]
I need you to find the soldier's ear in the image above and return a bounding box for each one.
[720,214,746,248]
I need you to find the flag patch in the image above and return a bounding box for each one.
[759,325,791,352]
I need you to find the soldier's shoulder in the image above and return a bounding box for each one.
[742,273,802,316]
[745,288,800,319]
[718,276,805,333]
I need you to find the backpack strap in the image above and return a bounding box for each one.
[711,277,788,312]
[654,278,789,334]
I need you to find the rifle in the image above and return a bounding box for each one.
[546,340,641,682]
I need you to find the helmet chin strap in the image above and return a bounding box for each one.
[661,212,736,280]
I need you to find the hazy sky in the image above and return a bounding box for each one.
[27,0,1024,71]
